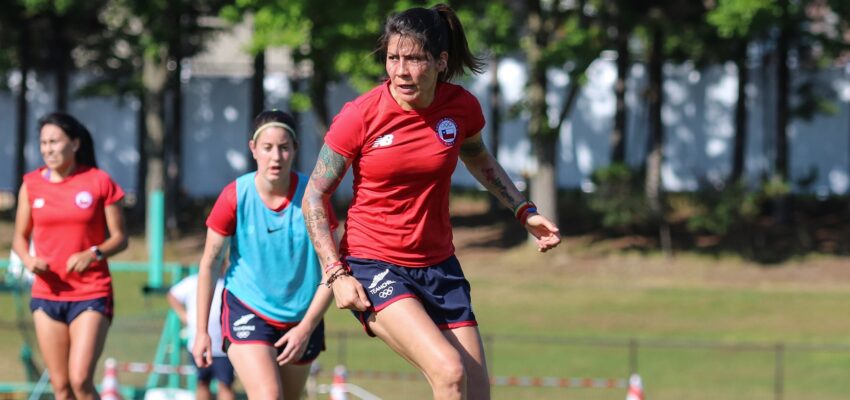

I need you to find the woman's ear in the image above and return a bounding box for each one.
[438,52,448,72]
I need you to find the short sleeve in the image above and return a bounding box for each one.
[206,182,237,236]
[324,101,366,159]
[100,173,125,206]
[464,91,485,139]
[168,276,194,304]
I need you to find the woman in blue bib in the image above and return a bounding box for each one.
[193,110,337,399]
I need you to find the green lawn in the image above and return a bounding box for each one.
[2,243,850,399]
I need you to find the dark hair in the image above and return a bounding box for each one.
[37,112,98,168]
[378,3,484,81]
[251,109,299,149]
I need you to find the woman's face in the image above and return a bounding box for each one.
[39,124,78,171]
[385,34,447,110]
[250,126,296,183]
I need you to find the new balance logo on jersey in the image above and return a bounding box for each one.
[233,314,255,326]
[368,269,390,289]
[372,134,394,148]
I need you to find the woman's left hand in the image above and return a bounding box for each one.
[526,214,562,252]
[275,324,311,365]
[66,250,96,272]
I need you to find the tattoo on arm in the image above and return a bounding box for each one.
[304,145,350,266]
[460,135,524,210]
[460,137,487,159]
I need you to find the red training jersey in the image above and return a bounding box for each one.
[24,166,124,300]
[325,81,485,266]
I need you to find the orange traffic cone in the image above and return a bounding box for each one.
[626,373,644,400]
[329,365,348,400]
[101,358,123,400]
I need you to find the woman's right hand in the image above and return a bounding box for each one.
[192,332,213,368]
[26,258,49,274]
[331,275,371,311]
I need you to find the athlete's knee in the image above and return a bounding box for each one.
[429,353,466,390]
[247,385,280,400]
[68,371,95,395]
[50,383,74,400]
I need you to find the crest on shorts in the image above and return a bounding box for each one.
[435,118,458,146]
[75,191,93,209]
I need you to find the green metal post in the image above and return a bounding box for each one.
[148,190,165,289]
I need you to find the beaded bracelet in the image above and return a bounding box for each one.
[319,265,352,288]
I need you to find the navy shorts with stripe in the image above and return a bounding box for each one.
[221,290,325,364]
[30,295,114,324]
[346,255,477,337]
[187,351,235,386]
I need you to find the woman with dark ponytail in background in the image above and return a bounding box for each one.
[302,4,561,399]
[12,112,127,400]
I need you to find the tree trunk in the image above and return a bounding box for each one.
[730,42,749,184]
[644,25,671,256]
[51,13,69,112]
[14,21,30,198]
[143,50,169,200]
[165,5,183,235]
[526,0,560,232]
[776,0,790,181]
[249,49,265,171]
[611,21,629,163]
[487,55,503,215]
[309,68,330,136]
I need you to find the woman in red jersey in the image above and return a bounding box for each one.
[12,112,127,400]
[302,4,561,400]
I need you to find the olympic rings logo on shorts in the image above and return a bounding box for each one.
[378,287,394,298]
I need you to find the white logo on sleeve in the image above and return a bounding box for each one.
[75,191,93,209]
[372,134,395,148]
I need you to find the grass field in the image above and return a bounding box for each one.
[3,201,850,399]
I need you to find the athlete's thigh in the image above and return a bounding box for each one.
[368,298,462,375]
[443,326,490,400]
[32,311,71,382]
[279,363,312,400]
[227,343,282,399]
[68,311,111,378]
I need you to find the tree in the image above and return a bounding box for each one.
[88,0,228,228]
[518,0,605,231]
[707,0,775,184]
[460,1,521,214]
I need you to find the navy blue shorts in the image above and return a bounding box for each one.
[30,295,114,324]
[188,352,235,386]
[346,255,478,337]
[221,291,325,364]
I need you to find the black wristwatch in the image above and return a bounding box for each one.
[90,246,104,261]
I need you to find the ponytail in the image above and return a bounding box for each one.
[432,4,484,81]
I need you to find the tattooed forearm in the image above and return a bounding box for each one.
[303,144,351,268]
[460,135,525,211]
[304,205,338,266]
[482,167,519,209]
